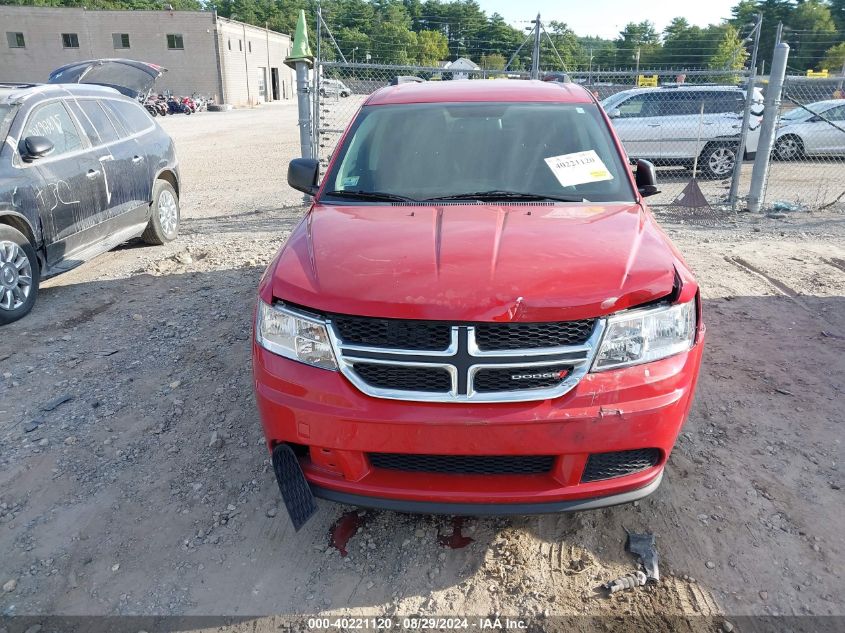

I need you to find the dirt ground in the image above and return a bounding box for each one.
[0,104,843,628]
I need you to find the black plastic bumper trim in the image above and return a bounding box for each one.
[310,469,663,516]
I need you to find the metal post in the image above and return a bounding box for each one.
[295,63,313,161]
[747,43,790,213]
[728,12,762,209]
[634,48,640,78]
[531,13,541,79]
[314,6,321,160]
[242,22,251,105]
[284,9,315,164]
[266,21,271,101]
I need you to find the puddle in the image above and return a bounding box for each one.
[438,517,474,549]
[329,511,366,556]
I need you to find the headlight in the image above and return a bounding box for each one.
[255,301,338,370]
[592,300,696,371]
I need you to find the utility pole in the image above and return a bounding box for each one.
[588,48,593,85]
[634,47,641,77]
[748,43,790,213]
[531,13,541,79]
[728,11,762,209]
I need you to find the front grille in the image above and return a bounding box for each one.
[353,363,451,392]
[332,315,451,350]
[322,309,604,403]
[474,366,571,393]
[581,449,661,482]
[369,453,555,475]
[475,320,595,350]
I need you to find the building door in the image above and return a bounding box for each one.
[257,67,267,102]
[271,68,280,101]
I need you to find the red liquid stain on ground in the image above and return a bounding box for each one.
[329,511,366,556]
[438,517,474,549]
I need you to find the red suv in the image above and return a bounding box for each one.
[253,80,704,526]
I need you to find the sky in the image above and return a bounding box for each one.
[479,0,739,39]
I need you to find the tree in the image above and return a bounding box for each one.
[820,42,845,73]
[614,21,662,69]
[786,0,837,72]
[479,52,506,70]
[417,29,448,65]
[826,0,845,31]
[371,21,418,64]
[710,25,749,81]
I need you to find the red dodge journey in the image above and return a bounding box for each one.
[253,80,704,526]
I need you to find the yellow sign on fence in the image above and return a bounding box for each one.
[806,69,829,78]
[637,75,658,87]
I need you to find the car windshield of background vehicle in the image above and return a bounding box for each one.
[324,102,637,203]
[0,105,16,141]
[781,106,818,122]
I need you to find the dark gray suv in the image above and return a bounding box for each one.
[0,82,180,324]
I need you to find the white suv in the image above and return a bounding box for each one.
[601,85,764,178]
[320,79,352,98]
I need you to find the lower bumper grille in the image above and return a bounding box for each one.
[368,453,555,475]
[581,448,661,482]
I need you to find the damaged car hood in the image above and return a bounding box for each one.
[48,59,166,99]
[271,203,681,321]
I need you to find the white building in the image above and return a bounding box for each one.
[0,6,296,105]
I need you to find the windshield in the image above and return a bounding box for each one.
[323,101,636,203]
[0,105,16,141]
[781,106,817,121]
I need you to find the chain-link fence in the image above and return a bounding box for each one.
[762,76,845,212]
[315,62,528,172]
[315,63,756,208]
[312,60,845,213]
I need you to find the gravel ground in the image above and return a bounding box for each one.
[0,103,843,627]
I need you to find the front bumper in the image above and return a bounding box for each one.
[253,338,703,511]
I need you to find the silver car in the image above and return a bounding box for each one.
[775,100,845,159]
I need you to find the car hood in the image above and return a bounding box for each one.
[48,59,166,99]
[270,203,681,322]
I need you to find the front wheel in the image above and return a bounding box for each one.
[774,135,804,161]
[142,180,180,245]
[699,143,737,179]
[0,226,39,325]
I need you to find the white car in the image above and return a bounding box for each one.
[601,85,764,178]
[320,79,352,98]
[775,100,845,159]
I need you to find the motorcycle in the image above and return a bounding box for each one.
[166,94,191,115]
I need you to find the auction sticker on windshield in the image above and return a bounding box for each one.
[544,150,613,187]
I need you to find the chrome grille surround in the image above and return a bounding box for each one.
[327,317,605,403]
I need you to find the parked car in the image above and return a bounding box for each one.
[320,79,352,97]
[775,100,845,159]
[255,80,704,527]
[0,82,180,324]
[601,85,764,178]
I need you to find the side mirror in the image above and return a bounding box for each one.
[287,158,319,195]
[809,115,822,123]
[22,136,54,161]
[635,159,660,197]
[608,109,621,119]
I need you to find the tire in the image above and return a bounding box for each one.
[0,225,39,326]
[699,143,737,179]
[775,135,804,161]
[142,180,180,245]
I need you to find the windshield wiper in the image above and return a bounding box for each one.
[322,190,418,202]
[423,190,585,203]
